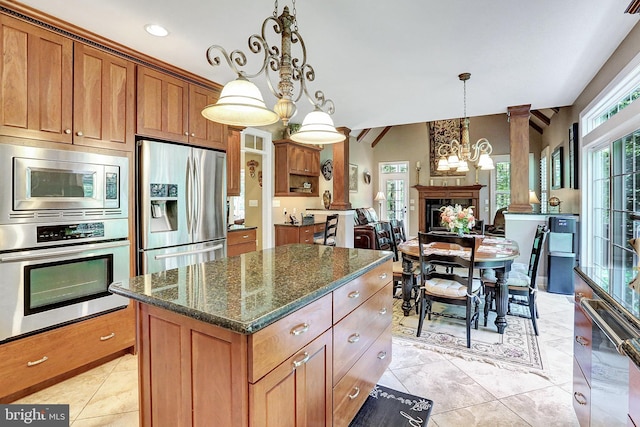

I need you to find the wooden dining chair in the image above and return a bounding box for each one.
[482,224,548,335]
[416,231,482,348]
[313,214,339,246]
[390,219,419,303]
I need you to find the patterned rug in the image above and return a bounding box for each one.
[392,299,545,374]
[349,384,433,427]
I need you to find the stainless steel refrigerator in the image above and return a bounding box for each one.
[137,139,227,274]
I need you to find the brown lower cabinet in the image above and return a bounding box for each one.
[227,228,257,256]
[630,360,640,426]
[0,305,135,403]
[136,260,392,426]
[275,223,326,246]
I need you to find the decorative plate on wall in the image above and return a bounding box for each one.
[321,159,333,181]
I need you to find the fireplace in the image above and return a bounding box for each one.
[414,185,484,232]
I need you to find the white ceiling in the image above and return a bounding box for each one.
[14,0,639,132]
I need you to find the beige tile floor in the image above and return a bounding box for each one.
[13,288,579,426]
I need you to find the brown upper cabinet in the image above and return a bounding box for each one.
[137,66,226,151]
[273,140,321,197]
[0,15,73,143]
[0,15,135,151]
[227,127,242,196]
[73,44,135,151]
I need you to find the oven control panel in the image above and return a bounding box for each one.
[37,222,105,243]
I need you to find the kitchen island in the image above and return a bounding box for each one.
[109,244,393,427]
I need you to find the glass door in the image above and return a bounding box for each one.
[379,162,409,223]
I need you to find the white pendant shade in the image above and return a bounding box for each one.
[456,160,469,172]
[289,109,345,144]
[477,153,495,170]
[446,155,460,169]
[201,76,279,127]
[437,157,450,171]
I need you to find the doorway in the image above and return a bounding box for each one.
[229,128,273,249]
[378,162,409,225]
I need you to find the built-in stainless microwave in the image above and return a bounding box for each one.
[0,143,128,223]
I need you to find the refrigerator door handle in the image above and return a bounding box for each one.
[153,244,224,260]
[193,155,200,234]
[186,156,193,236]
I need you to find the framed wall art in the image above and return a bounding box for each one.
[552,146,564,190]
[428,119,466,177]
[349,163,358,192]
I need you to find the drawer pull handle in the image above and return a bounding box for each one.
[575,336,589,346]
[27,356,48,367]
[292,352,310,369]
[576,292,585,299]
[377,351,387,360]
[290,323,310,336]
[379,307,387,315]
[100,332,116,341]
[348,333,360,343]
[242,235,249,239]
[348,291,360,299]
[573,392,587,405]
[379,273,388,280]
[348,386,360,399]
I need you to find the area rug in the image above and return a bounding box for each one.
[392,299,545,374]
[349,384,433,427]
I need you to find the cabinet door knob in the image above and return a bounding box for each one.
[184,131,189,136]
[191,133,195,137]
[27,356,48,367]
[76,131,83,136]
[573,392,587,405]
[291,351,310,369]
[290,323,310,336]
[100,332,116,341]
[64,129,72,134]
[348,386,360,399]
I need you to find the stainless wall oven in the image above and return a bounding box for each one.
[0,143,130,342]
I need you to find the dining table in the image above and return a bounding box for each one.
[397,235,520,334]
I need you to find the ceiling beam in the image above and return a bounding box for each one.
[625,0,640,13]
[529,120,543,134]
[356,128,371,142]
[531,109,551,126]
[371,126,392,148]
[551,107,560,113]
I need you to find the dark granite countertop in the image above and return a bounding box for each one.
[109,244,392,335]
[228,225,257,232]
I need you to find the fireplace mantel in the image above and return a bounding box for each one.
[414,185,484,232]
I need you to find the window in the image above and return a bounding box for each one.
[495,160,511,210]
[540,147,549,213]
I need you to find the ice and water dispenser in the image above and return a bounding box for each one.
[547,215,579,294]
[149,184,178,233]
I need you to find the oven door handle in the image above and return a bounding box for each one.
[154,244,223,260]
[580,298,630,355]
[0,240,129,263]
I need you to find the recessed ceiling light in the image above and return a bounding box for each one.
[144,24,169,37]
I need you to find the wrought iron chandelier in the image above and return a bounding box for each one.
[436,73,494,174]
[201,0,345,145]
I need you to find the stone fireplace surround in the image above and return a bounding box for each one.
[415,185,484,232]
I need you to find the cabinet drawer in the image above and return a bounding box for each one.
[249,293,332,383]
[0,307,134,400]
[574,303,592,385]
[573,358,591,427]
[333,325,392,427]
[228,229,257,246]
[333,283,392,383]
[333,261,391,321]
[299,225,315,244]
[228,241,257,257]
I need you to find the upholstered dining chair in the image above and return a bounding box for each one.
[314,214,339,246]
[482,224,548,335]
[390,219,420,303]
[416,231,482,348]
